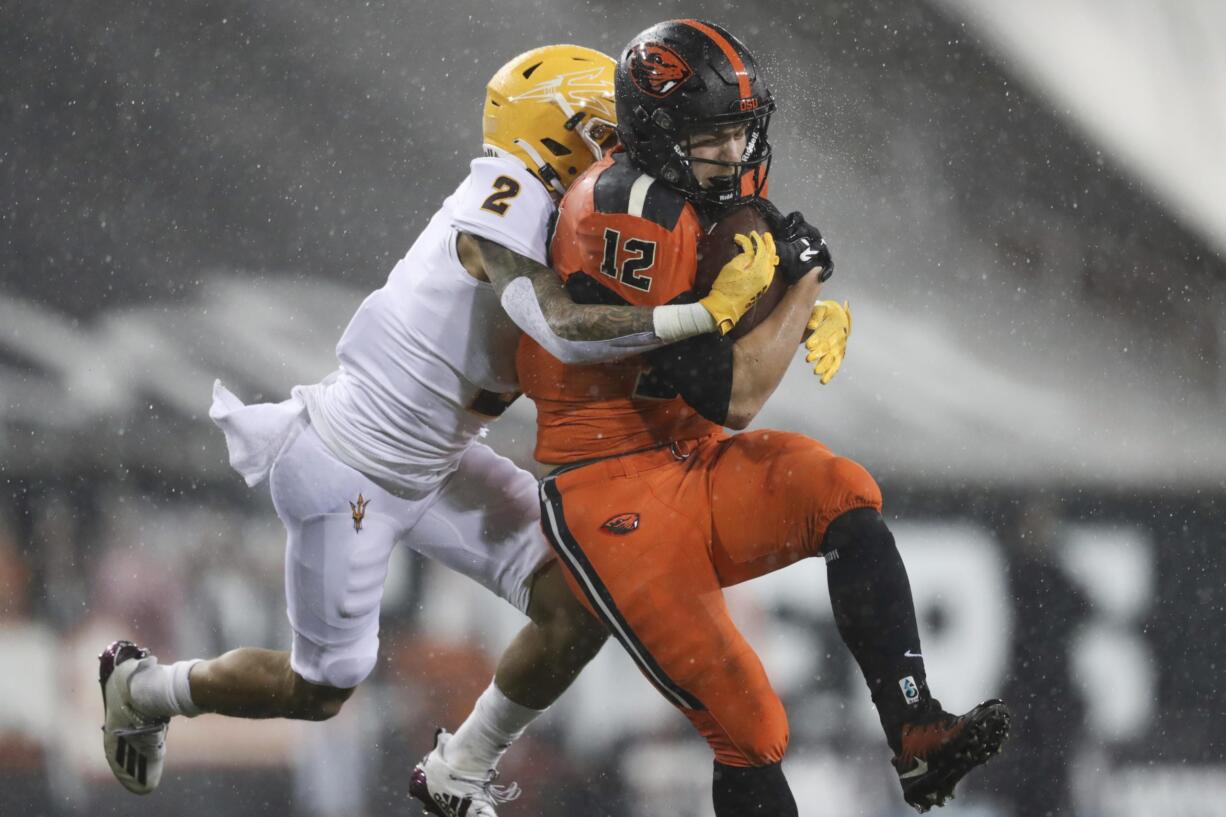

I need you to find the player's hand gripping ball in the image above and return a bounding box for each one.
[698,230,779,335]
[805,300,851,384]
[696,203,788,339]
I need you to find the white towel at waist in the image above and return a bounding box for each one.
[208,379,308,487]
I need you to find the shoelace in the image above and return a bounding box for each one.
[449,771,522,805]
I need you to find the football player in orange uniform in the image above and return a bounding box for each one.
[518,20,1011,815]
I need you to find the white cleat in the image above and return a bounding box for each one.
[409,729,521,817]
[99,640,168,794]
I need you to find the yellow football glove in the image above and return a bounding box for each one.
[699,230,779,335]
[805,300,852,384]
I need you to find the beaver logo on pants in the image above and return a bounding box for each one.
[602,512,640,534]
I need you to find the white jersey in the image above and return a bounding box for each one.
[295,156,554,495]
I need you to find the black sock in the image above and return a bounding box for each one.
[824,508,932,751]
[712,761,797,817]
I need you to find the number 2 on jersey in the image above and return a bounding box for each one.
[600,228,656,292]
[481,175,521,216]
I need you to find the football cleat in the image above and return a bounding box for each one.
[893,699,1011,813]
[99,640,169,794]
[409,728,521,817]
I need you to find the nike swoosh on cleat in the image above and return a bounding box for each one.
[899,757,929,780]
[904,650,923,659]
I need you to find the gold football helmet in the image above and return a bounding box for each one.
[483,45,618,197]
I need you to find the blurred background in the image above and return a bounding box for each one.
[3,0,1225,815]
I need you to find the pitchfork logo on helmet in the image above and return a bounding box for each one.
[511,65,616,122]
[627,43,692,98]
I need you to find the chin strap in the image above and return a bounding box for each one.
[512,139,567,197]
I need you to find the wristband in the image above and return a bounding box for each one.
[652,302,718,342]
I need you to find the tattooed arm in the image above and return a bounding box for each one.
[458,232,718,365]
[466,233,656,340]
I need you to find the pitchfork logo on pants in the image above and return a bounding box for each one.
[349,494,371,532]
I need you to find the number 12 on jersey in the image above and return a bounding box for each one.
[600,228,656,292]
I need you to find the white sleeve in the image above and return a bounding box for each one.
[450,157,552,265]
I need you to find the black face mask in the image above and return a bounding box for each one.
[679,116,773,208]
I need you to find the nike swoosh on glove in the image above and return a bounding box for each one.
[748,200,833,284]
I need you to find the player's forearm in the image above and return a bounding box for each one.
[471,233,718,365]
[469,233,651,339]
[726,271,822,428]
[460,234,654,364]
[528,274,657,340]
[534,284,719,345]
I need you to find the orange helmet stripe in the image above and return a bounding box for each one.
[676,18,752,102]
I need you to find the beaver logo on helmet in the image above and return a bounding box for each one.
[627,43,692,98]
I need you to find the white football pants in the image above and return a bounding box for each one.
[268,424,552,689]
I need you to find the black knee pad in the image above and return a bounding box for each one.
[712,761,798,817]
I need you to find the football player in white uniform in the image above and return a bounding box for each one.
[98,45,778,816]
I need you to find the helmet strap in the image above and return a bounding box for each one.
[510,139,568,198]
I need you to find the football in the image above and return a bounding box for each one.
[694,202,791,340]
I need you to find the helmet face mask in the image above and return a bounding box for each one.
[571,112,619,163]
[615,19,775,208]
[676,112,773,206]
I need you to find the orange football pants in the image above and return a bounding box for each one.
[539,430,883,767]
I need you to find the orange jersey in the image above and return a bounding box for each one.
[517,150,722,463]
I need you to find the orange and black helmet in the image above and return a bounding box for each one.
[615,19,775,207]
